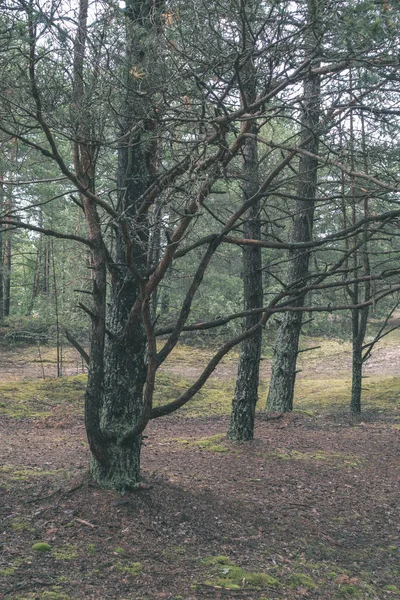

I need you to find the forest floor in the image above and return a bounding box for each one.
[1,330,400,600]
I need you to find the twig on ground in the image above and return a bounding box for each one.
[75,517,96,528]
[26,488,62,504]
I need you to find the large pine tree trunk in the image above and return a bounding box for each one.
[266,0,321,413]
[228,153,262,439]
[228,15,262,441]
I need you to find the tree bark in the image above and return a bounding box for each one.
[3,219,11,317]
[0,178,4,320]
[228,135,262,440]
[228,14,262,441]
[266,0,321,413]
[349,109,370,415]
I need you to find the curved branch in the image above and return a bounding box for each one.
[0,219,93,247]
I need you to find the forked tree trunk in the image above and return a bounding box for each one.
[83,1,156,490]
[89,274,147,489]
[266,0,321,413]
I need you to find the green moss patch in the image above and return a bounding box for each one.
[287,572,317,590]
[0,375,86,419]
[0,566,16,576]
[115,561,143,576]
[86,543,96,555]
[11,517,35,531]
[52,544,79,561]
[175,433,228,453]
[154,372,234,418]
[203,555,235,566]
[32,542,51,552]
[1,463,61,482]
[384,584,400,593]
[335,584,363,598]
[202,555,280,590]
[295,374,400,414]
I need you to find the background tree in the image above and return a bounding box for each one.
[266,0,322,413]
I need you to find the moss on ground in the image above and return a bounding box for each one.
[32,542,51,552]
[335,583,364,598]
[287,572,318,590]
[0,375,86,418]
[115,561,143,575]
[0,566,16,576]
[295,374,400,414]
[174,433,228,452]
[52,544,79,561]
[202,555,281,590]
[11,517,35,532]
[38,591,71,600]
[155,342,400,417]
[384,584,400,593]
[1,463,61,482]
[3,341,398,423]
[154,372,234,418]
[86,543,96,555]
[264,449,364,468]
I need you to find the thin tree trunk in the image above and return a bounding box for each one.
[349,109,370,415]
[43,239,50,294]
[0,179,4,320]
[31,236,42,302]
[266,0,321,413]
[3,221,11,317]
